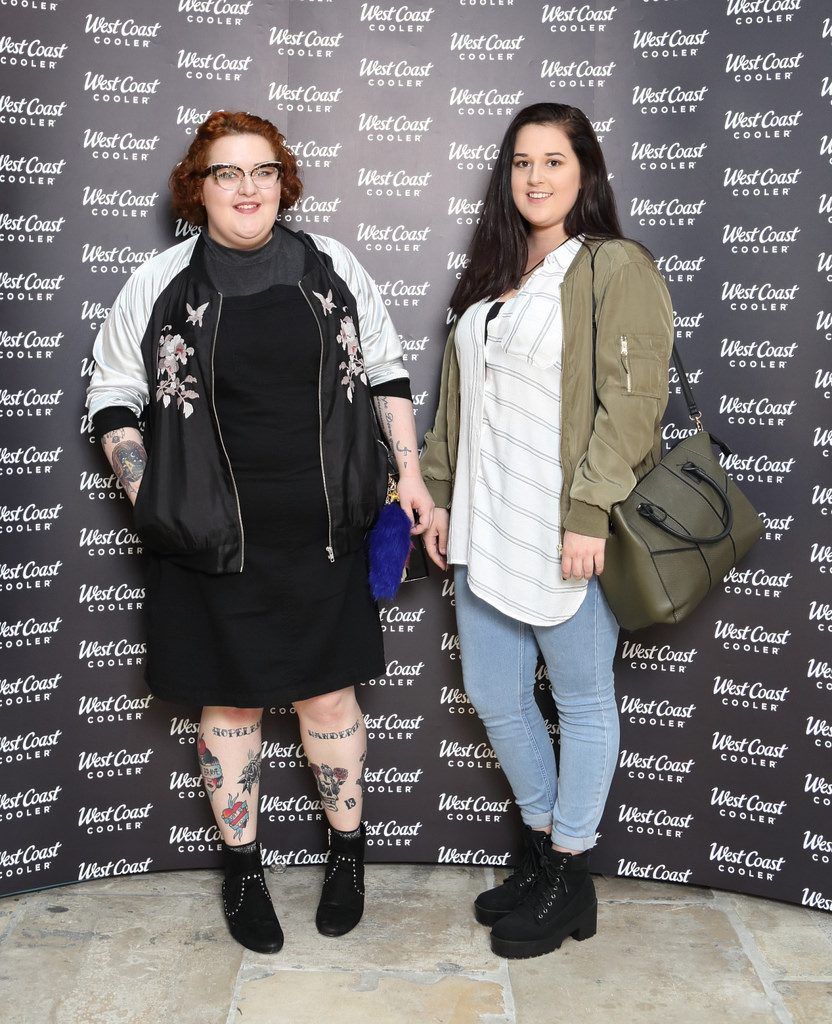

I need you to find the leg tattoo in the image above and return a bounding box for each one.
[307,719,360,741]
[237,749,261,794]
[197,733,223,792]
[212,719,261,738]
[221,793,250,842]
[310,763,349,812]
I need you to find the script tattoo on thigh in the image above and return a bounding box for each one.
[306,719,360,741]
[310,762,349,812]
[237,749,261,794]
[212,719,261,738]
[197,733,223,792]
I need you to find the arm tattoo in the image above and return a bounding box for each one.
[211,719,261,738]
[374,395,396,448]
[307,719,360,741]
[310,762,348,811]
[110,439,147,498]
[396,439,412,471]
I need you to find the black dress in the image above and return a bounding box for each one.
[143,275,385,707]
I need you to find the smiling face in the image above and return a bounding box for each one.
[201,132,281,250]
[510,122,582,240]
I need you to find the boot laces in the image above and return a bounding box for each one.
[503,838,543,896]
[528,855,567,921]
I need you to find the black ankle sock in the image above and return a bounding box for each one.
[224,839,258,856]
[331,825,362,841]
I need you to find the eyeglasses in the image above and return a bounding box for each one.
[201,161,283,191]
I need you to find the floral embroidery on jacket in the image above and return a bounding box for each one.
[337,314,367,402]
[156,325,199,418]
[313,289,337,315]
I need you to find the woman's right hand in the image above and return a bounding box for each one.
[423,507,449,571]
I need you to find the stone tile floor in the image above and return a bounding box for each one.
[1,865,830,1023]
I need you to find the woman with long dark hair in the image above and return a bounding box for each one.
[422,102,673,959]
[86,111,434,954]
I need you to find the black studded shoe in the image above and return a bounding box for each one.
[473,825,550,926]
[316,823,366,937]
[489,845,597,960]
[221,840,284,954]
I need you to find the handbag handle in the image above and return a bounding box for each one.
[636,461,734,543]
[585,241,704,431]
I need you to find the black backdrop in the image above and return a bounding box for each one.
[0,0,830,912]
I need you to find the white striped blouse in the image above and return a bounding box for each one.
[447,234,588,626]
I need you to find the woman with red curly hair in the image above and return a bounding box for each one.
[86,111,434,954]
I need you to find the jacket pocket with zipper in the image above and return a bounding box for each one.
[619,334,664,399]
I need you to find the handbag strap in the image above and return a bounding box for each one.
[585,240,703,431]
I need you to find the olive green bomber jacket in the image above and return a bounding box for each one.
[420,238,675,540]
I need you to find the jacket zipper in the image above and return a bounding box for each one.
[620,335,632,393]
[209,293,246,572]
[299,280,335,562]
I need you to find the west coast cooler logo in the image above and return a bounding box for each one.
[712,731,788,767]
[0,559,61,592]
[448,86,524,116]
[0,213,64,244]
[1,841,62,879]
[0,36,68,70]
[725,49,803,82]
[260,793,323,823]
[439,793,511,822]
[437,846,511,866]
[358,113,433,143]
[360,57,434,87]
[0,154,65,186]
[619,696,696,728]
[616,858,692,884]
[363,712,423,739]
[726,0,803,28]
[0,387,62,417]
[362,766,423,793]
[78,637,146,668]
[78,802,153,834]
[0,617,60,648]
[709,842,785,881]
[82,72,161,105]
[80,526,142,558]
[358,168,431,199]
[81,243,158,275]
[617,803,694,837]
[82,129,160,162]
[77,857,152,881]
[618,749,695,782]
[710,787,787,825]
[269,27,343,56]
[631,140,708,172]
[714,619,790,653]
[78,693,152,722]
[634,28,709,59]
[357,223,430,254]
[364,819,422,846]
[541,4,617,33]
[77,746,153,779]
[724,107,802,141]
[723,566,792,597]
[713,675,790,711]
[176,49,252,81]
[0,94,66,127]
[439,738,500,768]
[719,336,798,368]
[0,444,62,471]
[367,659,425,687]
[724,166,801,198]
[450,32,524,60]
[722,224,800,256]
[630,196,706,228]
[177,1,254,27]
[83,16,161,47]
[267,83,342,113]
[0,784,62,820]
[619,639,697,672]
[359,4,435,32]
[0,673,61,706]
[288,140,343,169]
[541,58,615,88]
[633,84,708,114]
[0,728,61,762]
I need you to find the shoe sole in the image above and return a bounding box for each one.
[474,902,511,927]
[490,903,597,960]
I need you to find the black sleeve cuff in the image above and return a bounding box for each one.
[370,376,413,401]
[92,407,141,440]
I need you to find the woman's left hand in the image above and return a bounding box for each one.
[396,475,435,536]
[561,530,606,580]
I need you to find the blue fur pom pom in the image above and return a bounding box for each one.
[368,501,413,600]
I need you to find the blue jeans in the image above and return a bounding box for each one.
[454,566,620,852]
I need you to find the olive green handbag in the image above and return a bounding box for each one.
[585,244,764,631]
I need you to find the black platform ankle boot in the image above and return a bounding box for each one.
[221,840,284,954]
[473,825,551,926]
[316,823,366,937]
[489,845,597,960]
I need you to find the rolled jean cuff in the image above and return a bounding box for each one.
[552,828,600,853]
[520,811,553,830]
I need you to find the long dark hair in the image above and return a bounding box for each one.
[450,103,624,317]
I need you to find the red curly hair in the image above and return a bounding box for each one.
[169,110,302,226]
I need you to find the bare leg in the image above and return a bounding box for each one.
[293,687,366,832]
[198,706,263,845]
